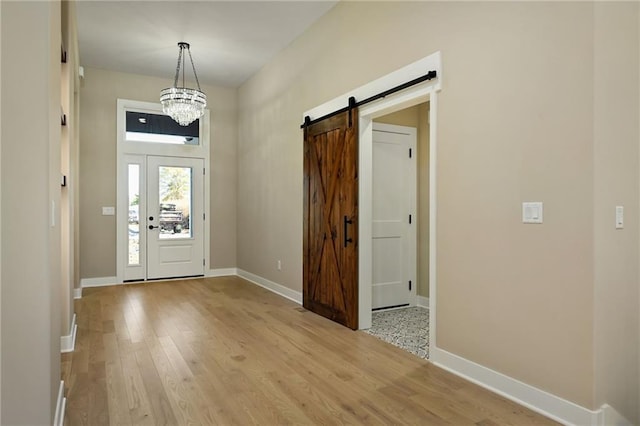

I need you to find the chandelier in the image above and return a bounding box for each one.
[160,42,207,126]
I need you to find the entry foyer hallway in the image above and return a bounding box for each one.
[62,277,556,425]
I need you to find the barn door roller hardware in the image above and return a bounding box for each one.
[301,70,437,129]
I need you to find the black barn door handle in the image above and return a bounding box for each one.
[344,216,353,247]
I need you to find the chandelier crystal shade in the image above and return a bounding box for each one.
[160,42,207,126]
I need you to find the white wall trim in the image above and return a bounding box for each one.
[60,314,77,353]
[73,287,82,299]
[206,268,238,277]
[417,295,430,308]
[598,404,632,426]
[431,348,600,426]
[428,94,438,350]
[80,276,118,288]
[359,75,439,330]
[236,269,302,305]
[53,380,66,426]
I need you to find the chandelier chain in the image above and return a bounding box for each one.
[186,48,202,91]
[173,44,184,88]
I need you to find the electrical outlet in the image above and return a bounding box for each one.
[277,260,282,271]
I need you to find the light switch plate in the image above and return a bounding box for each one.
[616,206,624,229]
[523,202,543,224]
[102,206,115,216]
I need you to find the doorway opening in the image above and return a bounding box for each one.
[116,99,210,283]
[301,51,441,350]
[366,103,430,359]
[358,87,437,346]
[372,103,429,310]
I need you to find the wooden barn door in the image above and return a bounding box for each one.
[303,108,358,329]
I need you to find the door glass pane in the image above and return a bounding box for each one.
[125,111,199,145]
[158,166,192,239]
[128,164,140,265]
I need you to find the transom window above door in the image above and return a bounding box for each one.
[125,111,200,146]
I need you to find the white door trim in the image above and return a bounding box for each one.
[116,99,210,284]
[301,51,441,338]
[359,91,436,331]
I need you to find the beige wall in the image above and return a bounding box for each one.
[79,68,237,278]
[237,1,640,418]
[593,3,640,421]
[1,1,62,423]
[374,103,430,298]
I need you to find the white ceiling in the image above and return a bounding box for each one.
[76,1,337,88]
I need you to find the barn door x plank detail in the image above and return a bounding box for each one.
[303,108,358,330]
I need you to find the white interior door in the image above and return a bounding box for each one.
[372,123,417,309]
[147,156,204,279]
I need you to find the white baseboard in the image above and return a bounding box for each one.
[237,269,302,305]
[206,268,238,277]
[80,276,118,288]
[431,347,600,426]
[417,295,429,308]
[53,380,65,426]
[61,314,77,353]
[73,287,82,299]
[81,270,236,286]
[599,404,632,426]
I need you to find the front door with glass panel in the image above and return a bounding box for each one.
[147,156,204,279]
[125,155,204,280]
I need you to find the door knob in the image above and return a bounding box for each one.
[149,225,159,230]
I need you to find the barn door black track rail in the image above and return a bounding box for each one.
[301,70,437,129]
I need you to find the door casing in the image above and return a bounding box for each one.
[116,99,210,284]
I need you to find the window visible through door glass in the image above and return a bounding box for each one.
[128,164,140,265]
[158,166,192,239]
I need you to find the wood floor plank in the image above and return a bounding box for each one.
[119,348,156,425]
[145,331,207,425]
[133,346,179,426]
[103,332,133,425]
[184,311,313,424]
[63,277,559,426]
[64,371,90,426]
[88,361,109,425]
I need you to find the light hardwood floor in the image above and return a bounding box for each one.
[62,276,557,425]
